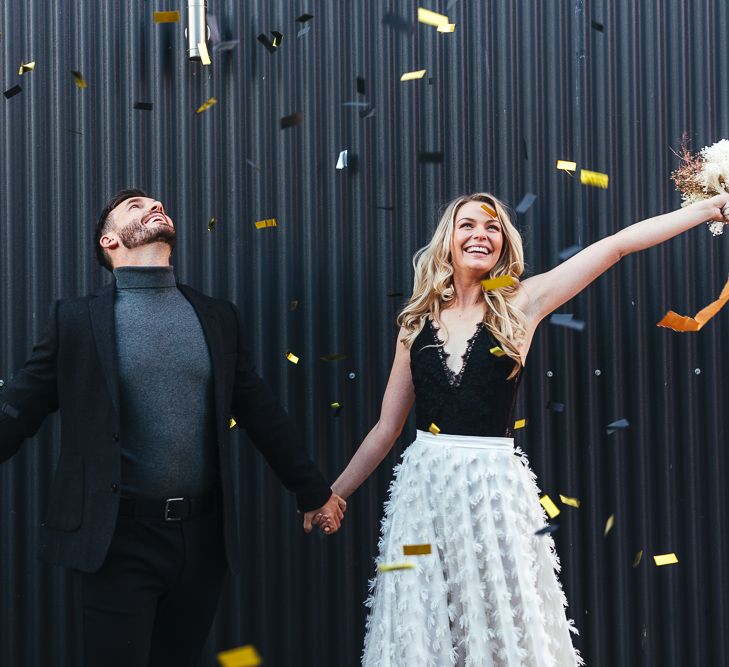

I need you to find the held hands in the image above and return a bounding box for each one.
[302,493,347,535]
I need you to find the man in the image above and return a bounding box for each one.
[0,188,345,666]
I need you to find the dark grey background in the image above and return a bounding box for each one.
[1,1,728,665]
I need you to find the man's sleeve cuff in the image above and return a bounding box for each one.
[296,487,333,513]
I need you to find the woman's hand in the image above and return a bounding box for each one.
[698,193,729,222]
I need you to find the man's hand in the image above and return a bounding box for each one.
[302,494,347,535]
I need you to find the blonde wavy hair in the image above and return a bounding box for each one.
[397,192,526,378]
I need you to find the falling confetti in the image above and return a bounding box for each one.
[418,8,449,27]
[604,513,615,536]
[257,33,277,53]
[549,313,586,331]
[480,202,498,217]
[489,346,506,357]
[540,494,561,519]
[207,217,216,232]
[580,169,609,189]
[70,70,88,89]
[254,218,277,229]
[286,351,300,364]
[217,644,262,667]
[403,544,432,555]
[481,276,515,291]
[134,101,153,111]
[547,401,565,412]
[229,418,237,429]
[153,10,180,23]
[195,97,217,114]
[515,193,537,214]
[556,159,577,172]
[558,244,583,261]
[591,19,605,31]
[198,41,211,65]
[18,61,36,75]
[330,401,342,417]
[382,12,412,33]
[437,23,456,32]
[3,85,22,99]
[400,69,427,81]
[653,553,679,566]
[632,550,643,567]
[336,150,349,169]
[378,562,416,572]
[280,111,304,128]
[513,418,527,429]
[428,423,441,435]
[535,523,559,536]
[289,300,299,310]
[606,418,630,435]
[657,276,729,332]
[559,494,580,508]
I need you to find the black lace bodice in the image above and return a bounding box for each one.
[410,320,522,437]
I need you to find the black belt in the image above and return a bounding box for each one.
[118,490,217,521]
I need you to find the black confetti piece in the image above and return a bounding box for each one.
[281,111,304,129]
[134,101,153,111]
[4,85,22,99]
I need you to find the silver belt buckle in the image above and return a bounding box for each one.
[164,497,185,521]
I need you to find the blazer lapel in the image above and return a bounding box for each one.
[178,284,227,435]
[88,283,120,418]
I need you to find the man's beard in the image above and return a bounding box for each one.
[118,220,176,252]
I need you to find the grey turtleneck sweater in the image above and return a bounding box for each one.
[113,266,218,499]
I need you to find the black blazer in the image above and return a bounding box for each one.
[0,282,332,573]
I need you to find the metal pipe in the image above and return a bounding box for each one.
[187,0,207,61]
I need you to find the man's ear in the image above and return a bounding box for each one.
[99,234,119,251]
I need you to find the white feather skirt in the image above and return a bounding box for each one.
[362,430,584,667]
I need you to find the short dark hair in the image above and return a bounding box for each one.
[94,188,149,271]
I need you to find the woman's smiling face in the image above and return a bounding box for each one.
[449,200,504,278]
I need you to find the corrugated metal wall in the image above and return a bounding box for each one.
[2,0,728,664]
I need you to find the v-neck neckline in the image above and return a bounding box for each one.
[429,319,485,388]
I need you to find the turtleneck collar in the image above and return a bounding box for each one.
[113,266,176,290]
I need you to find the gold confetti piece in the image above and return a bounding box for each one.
[207,217,216,232]
[489,346,506,357]
[229,418,237,429]
[320,353,347,362]
[559,494,581,508]
[580,169,609,189]
[286,351,300,364]
[632,550,643,567]
[330,402,341,409]
[195,97,217,114]
[556,159,577,172]
[540,494,560,519]
[417,7,449,27]
[289,299,299,310]
[513,418,527,429]
[217,644,262,667]
[653,553,679,566]
[481,275,515,291]
[154,10,180,23]
[480,202,498,217]
[254,218,278,229]
[428,422,440,435]
[198,41,211,65]
[272,31,283,48]
[657,275,729,332]
[378,562,415,572]
[604,513,615,536]
[437,23,456,32]
[70,70,88,89]
[18,61,35,75]
[400,69,427,81]
[403,544,432,555]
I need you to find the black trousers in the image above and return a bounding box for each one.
[72,509,228,667]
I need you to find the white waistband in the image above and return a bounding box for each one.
[415,429,515,451]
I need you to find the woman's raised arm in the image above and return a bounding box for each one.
[519,194,729,323]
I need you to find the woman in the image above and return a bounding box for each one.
[323,191,729,666]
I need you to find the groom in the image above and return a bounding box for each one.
[0,188,345,666]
